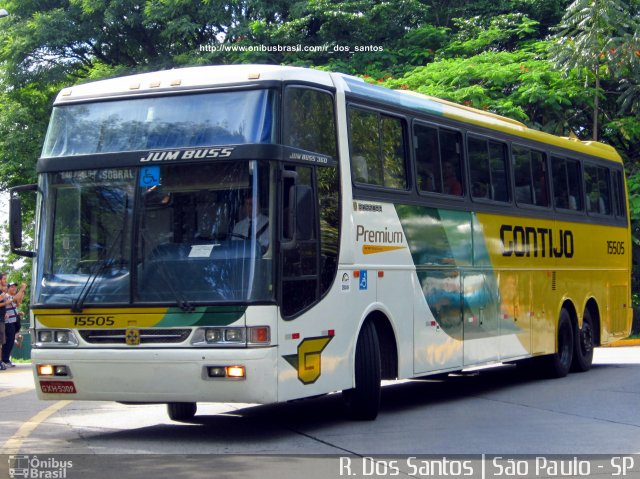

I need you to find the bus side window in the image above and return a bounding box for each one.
[440,129,463,196]
[468,136,509,202]
[488,140,509,202]
[380,116,407,189]
[552,156,583,211]
[613,169,627,218]
[415,124,441,193]
[349,106,408,190]
[349,108,382,186]
[414,124,464,196]
[585,164,611,215]
[513,145,548,207]
[468,137,490,199]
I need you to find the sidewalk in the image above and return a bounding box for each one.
[0,363,35,391]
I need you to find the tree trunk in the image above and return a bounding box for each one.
[593,62,599,141]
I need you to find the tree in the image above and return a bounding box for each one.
[386,41,589,135]
[383,15,590,135]
[550,0,634,140]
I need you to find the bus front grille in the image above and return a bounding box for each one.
[79,329,192,344]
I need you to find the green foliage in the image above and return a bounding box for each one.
[0,82,57,188]
[550,0,640,140]
[423,0,569,30]
[0,0,241,85]
[441,14,540,57]
[386,40,587,134]
[626,172,640,321]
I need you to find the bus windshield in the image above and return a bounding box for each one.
[35,161,274,307]
[42,89,276,157]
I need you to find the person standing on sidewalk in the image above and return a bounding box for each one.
[2,282,26,368]
[0,272,9,370]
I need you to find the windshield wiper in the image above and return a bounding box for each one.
[71,229,123,313]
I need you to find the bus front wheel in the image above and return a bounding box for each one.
[545,309,574,378]
[167,402,197,421]
[343,320,381,420]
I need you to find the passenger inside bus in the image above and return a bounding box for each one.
[443,161,462,196]
[232,195,269,251]
[352,155,369,183]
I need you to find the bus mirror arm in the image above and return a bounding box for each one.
[9,184,37,258]
[281,183,314,251]
[293,185,313,241]
[281,182,298,251]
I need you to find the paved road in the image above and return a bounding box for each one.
[1,347,639,477]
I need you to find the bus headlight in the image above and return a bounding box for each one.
[224,328,245,343]
[192,326,270,347]
[204,329,224,343]
[55,331,70,343]
[36,329,79,347]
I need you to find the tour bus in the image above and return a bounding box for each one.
[10,64,631,421]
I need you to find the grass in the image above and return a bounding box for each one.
[11,358,31,364]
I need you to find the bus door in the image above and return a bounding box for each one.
[276,163,339,400]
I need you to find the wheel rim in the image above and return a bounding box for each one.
[581,321,593,355]
[559,322,572,367]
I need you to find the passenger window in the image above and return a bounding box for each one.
[552,156,583,211]
[468,136,509,202]
[584,164,611,215]
[512,145,549,207]
[612,169,627,218]
[349,107,408,190]
[381,116,406,188]
[414,124,463,196]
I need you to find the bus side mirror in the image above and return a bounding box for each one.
[9,184,37,258]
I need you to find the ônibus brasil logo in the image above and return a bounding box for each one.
[8,455,73,479]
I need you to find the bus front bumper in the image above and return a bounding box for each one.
[31,347,278,404]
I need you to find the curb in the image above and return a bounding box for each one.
[609,339,640,347]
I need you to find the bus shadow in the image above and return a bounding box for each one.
[80,362,606,444]
[82,361,628,449]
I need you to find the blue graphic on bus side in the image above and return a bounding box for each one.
[359,270,368,290]
[140,166,160,187]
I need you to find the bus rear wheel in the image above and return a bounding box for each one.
[571,309,594,372]
[545,309,574,378]
[167,402,197,421]
[343,320,381,420]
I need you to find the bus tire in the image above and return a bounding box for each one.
[167,402,197,421]
[571,308,594,372]
[342,320,381,420]
[545,309,574,378]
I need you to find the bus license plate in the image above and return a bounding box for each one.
[40,381,77,394]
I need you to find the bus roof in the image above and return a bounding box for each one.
[337,75,623,164]
[55,64,622,164]
[54,64,335,103]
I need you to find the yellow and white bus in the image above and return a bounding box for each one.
[10,64,632,421]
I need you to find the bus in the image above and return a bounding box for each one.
[10,64,632,421]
